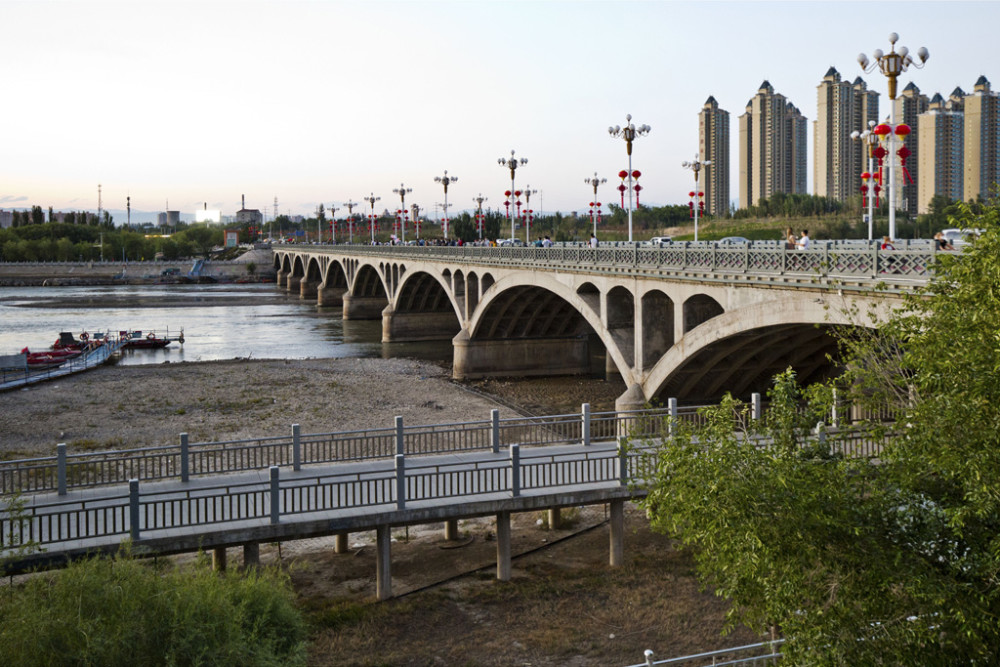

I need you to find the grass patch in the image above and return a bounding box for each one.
[0,549,307,666]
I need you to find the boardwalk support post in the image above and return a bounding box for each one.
[618,442,628,486]
[752,392,762,420]
[510,444,520,497]
[376,524,392,600]
[243,543,260,570]
[581,403,591,446]
[668,398,678,439]
[269,466,280,524]
[129,478,140,541]
[490,409,500,454]
[334,533,349,553]
[610,498,624,567]
[292,424,301,471]
[57,443,67,496]
[180,433,189,482]
[395,454,406,510]
[496,511,512,581]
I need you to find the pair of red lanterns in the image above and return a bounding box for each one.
[870,122,913,186]
[687,191,705,218]
[617,170,642,208]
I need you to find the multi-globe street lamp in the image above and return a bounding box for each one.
[521,186,537,244]
[473,194,488,240]
[328,204,339,244]
[343,199,360,244]
[411,204,421,240]
[608,114,650,243]
[498,150,527,243]
[851,121,880,241]
[584,173,607,240]
[681,154,712,242]
[433,171,458,240]
[858,32,929,241]
[364,193,381,244]
[392,184,412,244]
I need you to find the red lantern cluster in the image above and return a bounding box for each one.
[895,124,913,184]
[687,191,705,218]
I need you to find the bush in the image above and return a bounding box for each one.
[0,549,306,666]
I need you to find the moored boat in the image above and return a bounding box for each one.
[120,329,184,349]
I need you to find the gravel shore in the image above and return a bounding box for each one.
[0,357,626,458]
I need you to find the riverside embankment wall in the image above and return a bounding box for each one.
[0,250,276,286]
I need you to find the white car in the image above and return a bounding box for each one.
[648,236,672,245]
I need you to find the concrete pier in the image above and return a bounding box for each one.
[496,512,512,581]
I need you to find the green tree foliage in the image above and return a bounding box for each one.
[0,550,306,666]
[637,198,1000,664]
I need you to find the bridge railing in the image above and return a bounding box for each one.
[295,241,938,282]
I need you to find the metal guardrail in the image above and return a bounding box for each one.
[0,335,127,391]
[628,640,785,666]
[282,241,938,284]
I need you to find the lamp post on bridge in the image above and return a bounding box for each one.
[343,199,360,244]
[584,172,607,240]
[608,114,650,243]
[392,184,412,244]
[328,204,339,244]
[473,194,488,240]
[364,193,381,244]
[411,204,421,240]
[521,186,537,244]
[498,150,527,244]
[858,32,929,241]
[433,171,458,241]
[851,121,880,241]
[681,154,711,242]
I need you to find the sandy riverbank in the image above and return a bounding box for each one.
[0,357,626,457]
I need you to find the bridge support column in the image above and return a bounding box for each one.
[615,384,648,439]
[334,532,349,553]
[299,279,319,300]
[376,524,392,600]
[444,520,459,541]
[275,270,288,288]
[317,286,347,308]
[383,308,462,342]
[496,511,512,582]
[343,294,388,320]
[212,547,227,572]
[453,329,591,380]
[243,543,260,570]
[285,275,302,293]
[547,508,561,530]
[609,500,624,567]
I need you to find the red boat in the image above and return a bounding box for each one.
[52,331,106,351]
[22,347,81,369]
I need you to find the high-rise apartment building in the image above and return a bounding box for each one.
[963,76,1000,203]
[892,83,930,213]
[814,68,879,202]
[738,81,808,209]
[698,96,730,216]
[917,93,965,213]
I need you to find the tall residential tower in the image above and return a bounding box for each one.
[698,96,730,216]
[963,76,1000,203]
[814,67,879,202]
[739,81,808,209]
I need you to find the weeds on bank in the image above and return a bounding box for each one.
[0,549,307,666]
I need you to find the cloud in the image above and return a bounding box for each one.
[0,195,28,204]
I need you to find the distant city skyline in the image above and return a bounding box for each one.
[2,1,997,221]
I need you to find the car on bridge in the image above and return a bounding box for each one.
[718,236,751,244]
[646,236,672,245]
[498,238,525,247]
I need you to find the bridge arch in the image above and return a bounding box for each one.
[456,274,630,383]
[342,262,390,320]
[645,296,866,403]
[383,269,464,342]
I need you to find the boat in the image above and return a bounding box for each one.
[52,331,107,351]
[120,329,185,349]
[21,347,81,369]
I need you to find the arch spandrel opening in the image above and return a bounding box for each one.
[383,271,462,343]
[641,290,674,371]
[343,264,389,320]
[683,294,724,334]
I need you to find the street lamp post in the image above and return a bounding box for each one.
[681,154,712,242]
[473,194,488,240]
[498,150,527,243]
[851,121,880,241]
[859,32,929,241]
[411,204,421,240]
[343,199,359,244]
[584,173,607,240]
[521,186,537,244]
[364,193,381,244]
[608,114,650,243]
[329,205,339,244]
[433,171,458,241]
[392,184,411,244]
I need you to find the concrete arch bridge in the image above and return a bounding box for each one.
[273,243,932,410]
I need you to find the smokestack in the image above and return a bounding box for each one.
[204,202,207,210]
[242,194,245,210]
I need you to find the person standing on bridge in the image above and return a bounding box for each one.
[785,227,796,249]
[590,234,598,248]
[797,230,810,250]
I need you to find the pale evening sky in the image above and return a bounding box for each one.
[1,0,994,222]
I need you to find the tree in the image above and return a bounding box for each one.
[636,198,1000,664]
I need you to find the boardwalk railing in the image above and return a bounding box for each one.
[628,640,784,667]
[294,240,938,285]
[0,399,894,498]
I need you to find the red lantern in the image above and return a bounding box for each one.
[631,170,641,180]
[894,124,911,139]
[873,123,892,139]
[618,170,629,180]
[689,191,696,198]
[504,190,512,197]
[698,191,704,198]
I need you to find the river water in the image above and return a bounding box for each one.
[0,284,453,365]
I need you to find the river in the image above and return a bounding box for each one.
[0,284,453,365]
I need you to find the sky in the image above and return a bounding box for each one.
[2,0,996,222]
